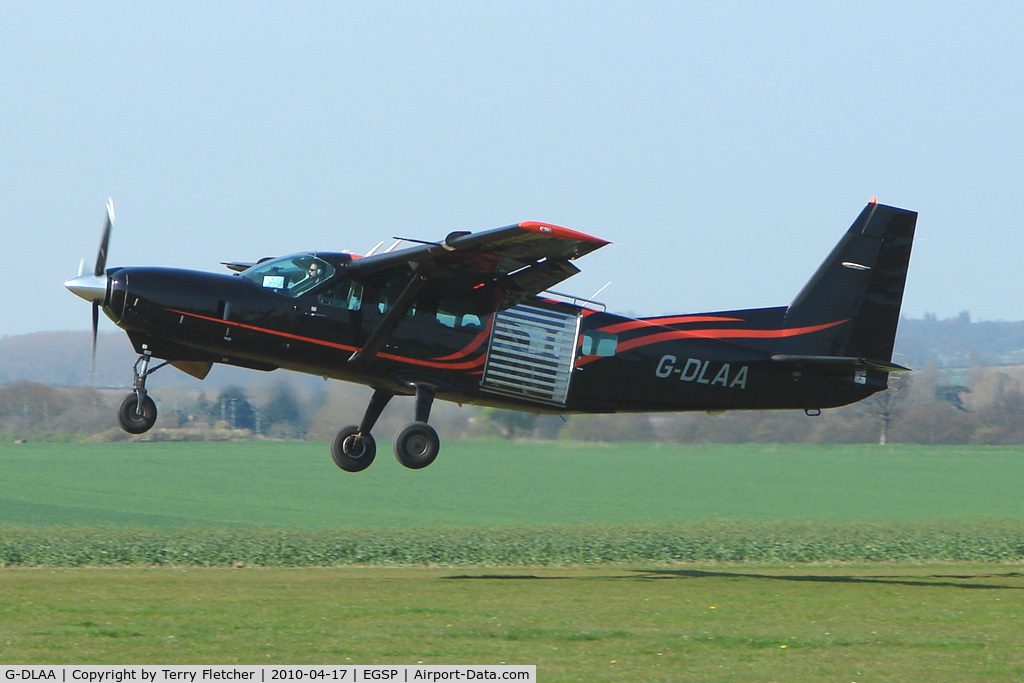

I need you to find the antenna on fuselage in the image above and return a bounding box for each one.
[363,240,386,257]
[589,281,612,301]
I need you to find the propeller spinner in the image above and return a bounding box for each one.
[64,199,115,372]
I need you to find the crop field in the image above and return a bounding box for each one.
[4,440,1024,528]
[4,440,1024,679]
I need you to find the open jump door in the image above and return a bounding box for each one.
[481,303,581,406]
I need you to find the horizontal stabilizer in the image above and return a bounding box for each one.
[771,354,910,373]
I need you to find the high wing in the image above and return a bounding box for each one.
[344,221,609,364]
[222,260,257,273]
[346,221,610,307]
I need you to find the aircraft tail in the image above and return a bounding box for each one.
[778,200,917,365]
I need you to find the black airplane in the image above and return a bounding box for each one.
[65,199,916,471]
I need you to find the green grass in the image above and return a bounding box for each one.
[5,522,1024,566]
[3,441,1024,528]
[5,442,1024,679]
[3,566,1024,681]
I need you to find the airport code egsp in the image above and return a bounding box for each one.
[2,667,536,683]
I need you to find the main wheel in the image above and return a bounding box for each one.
[393,422,440,469]
[117,393,158,434]
[331,426,376,472]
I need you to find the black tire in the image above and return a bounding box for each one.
[117,393,158,434]
[393,422,440,469]
[330,426,376,472]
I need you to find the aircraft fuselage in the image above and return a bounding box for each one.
[106,260,881,417]
[68,200,916,471]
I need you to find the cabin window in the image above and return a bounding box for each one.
[376,287,416,318]
[241,254,335,298]
[318,280,363,311]
[436,299,486,331]
[581,331,617,356]
[347,282,363,310]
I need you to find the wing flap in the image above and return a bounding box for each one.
[496,259,581,309]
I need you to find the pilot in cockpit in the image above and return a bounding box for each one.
[306,261,325,283]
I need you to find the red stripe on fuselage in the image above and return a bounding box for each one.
[612,319,850,355]
[599,315,744,335]
[167,308,486,371]
[429,319,494,361]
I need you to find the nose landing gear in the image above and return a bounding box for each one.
[331,384,440,472]
[116,351,167,435]
[118,393,157,434]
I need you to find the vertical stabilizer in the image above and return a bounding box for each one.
[782,201,917,362]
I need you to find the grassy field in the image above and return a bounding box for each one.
[3,440,1024,527]
[5,441,1024,678]
[3,566,1024,681]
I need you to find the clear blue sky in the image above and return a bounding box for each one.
[3,2,1023,337]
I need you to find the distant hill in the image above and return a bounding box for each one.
[0,331,134,388]
[894,313,1024,368]
[0,331,318,391]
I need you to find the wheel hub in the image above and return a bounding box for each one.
[343,435,366,458]
[406,434,428,455]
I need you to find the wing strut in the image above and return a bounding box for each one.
[348,266,431,364]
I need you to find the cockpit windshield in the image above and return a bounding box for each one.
[241,254,336,298]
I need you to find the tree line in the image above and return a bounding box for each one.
[0,380,315,441]
[3,363,1024,445]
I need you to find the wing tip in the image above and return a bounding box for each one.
[518,221,610,244]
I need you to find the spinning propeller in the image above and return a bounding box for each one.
[64,199,115,374]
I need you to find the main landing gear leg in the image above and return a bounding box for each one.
[332,385,441,472]
[393,385,440,470]
[331,389,393,472]
[116,350,167,435]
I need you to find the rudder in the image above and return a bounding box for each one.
[782,201,917,363]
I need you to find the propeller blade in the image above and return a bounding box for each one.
[78,257,85,277]
[91,301,99,377]
[94,198,114,277]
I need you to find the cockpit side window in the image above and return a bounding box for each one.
[241,254,335,298]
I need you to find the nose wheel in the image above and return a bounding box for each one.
[116,350,167,435]
[117,393,158,434]
[331,384,440,472]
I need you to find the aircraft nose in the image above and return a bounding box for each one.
[64,273,108,303]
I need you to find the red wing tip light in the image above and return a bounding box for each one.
[519,221,610,244]
[869,197,877,204]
